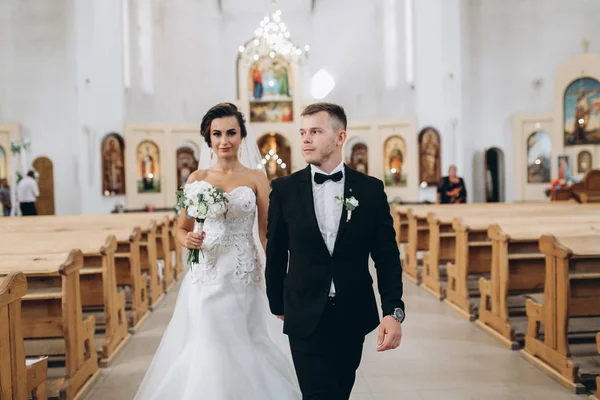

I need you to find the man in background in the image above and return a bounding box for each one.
[17,170,39,216]
[0,178,11,216]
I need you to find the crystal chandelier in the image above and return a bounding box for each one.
[238,7,309,63]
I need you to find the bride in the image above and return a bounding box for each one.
[134,103,301,400]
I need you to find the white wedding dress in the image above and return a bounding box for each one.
[134,184,301,400]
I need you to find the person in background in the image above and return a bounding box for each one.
[437,165,467,204]
[17,170,39,216]
[0,178,11,216]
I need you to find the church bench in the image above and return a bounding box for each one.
[391,204,447,281]
[0,253,100,400]
[476,223,600,350]
[0,215,167,309]
[0,223,150,332]
[521,235,600,394]
[444,209,600,320]
[0,271,49,400]
[0,232,129,367]
[109,211,181,279]
[26,356,48,400]
[404,203,556,285]
[417,203,593,299]
[148,212,184,280]
[392,204,432,246]
[590,333,600,400]
[404,208,430,283]
[96,213,177,291]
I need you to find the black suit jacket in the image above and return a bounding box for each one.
[265,165,405,339]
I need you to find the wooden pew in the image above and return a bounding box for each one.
[520,235,600,394]
[420,206,509,298]
[151,212,183,280]
[0,252,100,400]
[444,208,600,320]
[405,203,525,284]
[476,222,600,350]
[0,232,129,367]
[391,204,438,281]
[0,223,150,332]
[392,204,418,246]
[418,203,581,298]
[0,272,48,400]
[104,213,176,291]
[112,210,182,280]
[591,333,600,400]
[0,215,167,309]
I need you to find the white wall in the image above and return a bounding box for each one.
[126,0,412,123]
[464,0,600,202]
[3,0,600,213]
[0,0,81,215]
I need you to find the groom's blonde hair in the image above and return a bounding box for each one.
[301,103,347,132]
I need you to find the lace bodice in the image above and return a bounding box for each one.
[189,184,261,286]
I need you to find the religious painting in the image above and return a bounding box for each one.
[557,154,572,180]
[383,136,407,187]
[249,56,293,123]
[176,144,199,188]
[564,77,600,145]
[101,133,126,196]
[137,140,161,193]
[250,101,293,123]
[577,150,593,174]
[345,137,368,175]
[257,132,292,181]
[526,131,551,183]
[0,146,6,181]
[417,127,441,186]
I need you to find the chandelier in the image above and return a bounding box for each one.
[261,149,287,170]
[238,7,309,63]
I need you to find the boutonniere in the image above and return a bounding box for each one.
[336,195,359,222]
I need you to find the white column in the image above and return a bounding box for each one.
[74,0,126,214]
[413,0,468,199]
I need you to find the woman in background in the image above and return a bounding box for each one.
[437,165,467,204]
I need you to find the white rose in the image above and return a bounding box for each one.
[208,201,226,217]
[184,183,200,200]
[348,197,359,208]
[187,205,199,218]
[205,192,216,204]
[185,181,211,199]
[197,202,209,218]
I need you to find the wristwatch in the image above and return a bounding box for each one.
[389,308,405,323]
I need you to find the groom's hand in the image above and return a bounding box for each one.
[377,316,402,352]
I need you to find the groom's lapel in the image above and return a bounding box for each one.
[299,165,331,257]
[333,165,356,256]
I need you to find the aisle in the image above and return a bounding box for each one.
[83,277,587,400]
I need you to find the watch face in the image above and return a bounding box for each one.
[394,308,404,321]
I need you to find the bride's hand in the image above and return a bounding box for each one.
[186,231,205,249]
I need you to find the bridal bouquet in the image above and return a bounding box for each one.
[176,181,228,266]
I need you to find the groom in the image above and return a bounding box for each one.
[265,103,405,400]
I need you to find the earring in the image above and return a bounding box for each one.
[210,149,214,162]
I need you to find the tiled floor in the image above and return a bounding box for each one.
[83,275,593,400]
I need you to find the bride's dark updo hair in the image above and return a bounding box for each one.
[200,103,247,147]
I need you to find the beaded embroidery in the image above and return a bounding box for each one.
[188,185,261,285]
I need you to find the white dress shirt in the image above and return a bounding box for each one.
[17,176,39,203]
[310,162,345,297]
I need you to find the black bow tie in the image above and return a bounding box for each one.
[314,170,343,185]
